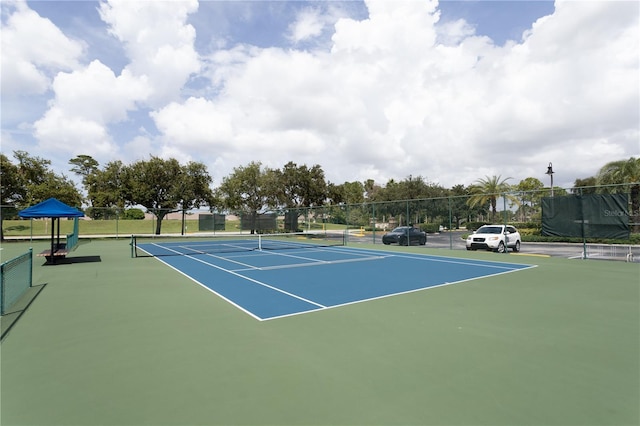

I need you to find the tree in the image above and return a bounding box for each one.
[11,151,82,207]
[94,160,128,209]
[216,162,278,233]
[70,157,129,219]
[1,154,26,207]
[448,184,471,229]
[371,176,448,225]
[123,157,185,234]
[326,181,367,226]
[28,173,83,207]
[69,154,101,207]
[363,179,381,200]
[596,157,640,231]
[339,181,365,205]
[176,161,214,234]
[2,151,82,240]
[572,177,598,195]
[69,155,99,188]
[0,154,26,241]
[12,150,50,187]
[467,175,517,222]
[514,177,544,221]
[274,161,327,208]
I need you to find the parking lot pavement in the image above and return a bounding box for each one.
[359,231,640,261]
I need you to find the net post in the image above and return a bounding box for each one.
[258,234,262,251]
[130,235,135,258]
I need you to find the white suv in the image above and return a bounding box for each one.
[466,225,521,253]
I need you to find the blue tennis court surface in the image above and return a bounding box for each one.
[139,242,536,320]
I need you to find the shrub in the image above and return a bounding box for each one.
[419,223,440,234]
[465,222,489,231]
[123,208,145,220]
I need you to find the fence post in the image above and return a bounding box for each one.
[503,194,508,254]
[1,258,4,315]
[372,203,376,244]
[448,196,453,250]
[28,247,33,291]
[405,200,410,243]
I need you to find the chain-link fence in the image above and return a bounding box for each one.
[2,184,638,244]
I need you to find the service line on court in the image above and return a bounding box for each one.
[233,254,390,272]
[182,252,328,309]
[336,246,535,271]
[144,243,537,322]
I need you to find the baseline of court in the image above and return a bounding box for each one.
[146,246,535,320]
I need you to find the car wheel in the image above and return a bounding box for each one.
[399,236,408,246]
[383,241,390,245]
[513,240,521,252]
[496,241,506,253]
[420,237,426,245]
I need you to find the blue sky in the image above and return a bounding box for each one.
[2,0,638,190]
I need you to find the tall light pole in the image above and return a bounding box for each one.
[546,162,554,197]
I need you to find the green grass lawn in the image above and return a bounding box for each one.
[3,218,217,236]
[2,218,349,238]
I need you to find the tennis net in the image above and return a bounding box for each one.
[131,231,346,258]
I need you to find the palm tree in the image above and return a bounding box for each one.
[467,175,518,222]
[596,157,640,231]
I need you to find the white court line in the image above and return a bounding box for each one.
[143,243,537,322]
[330,246,531,270]
[233,254,389,272]
[150,243,327,310]
[188,254,327,308]
[189,248,262,270]
[262,262,538,321]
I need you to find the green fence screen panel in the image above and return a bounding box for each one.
[0,249,33,315]
[198,214,226,231]
[542,194,630,239]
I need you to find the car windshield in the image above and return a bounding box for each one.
[477,226,503,234]
[392,227,408,232]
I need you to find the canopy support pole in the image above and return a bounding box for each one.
[50,218,56,264]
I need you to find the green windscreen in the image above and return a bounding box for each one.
[1,250,33,315]
[542,194,629,239]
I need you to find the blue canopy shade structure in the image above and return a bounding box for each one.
[19,198,84,264]
[18,198,84,219]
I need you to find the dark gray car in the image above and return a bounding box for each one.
[382,226,427,246]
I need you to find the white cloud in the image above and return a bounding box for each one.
[149,0,638,188]
[152,97,235,150]
[0,0,84,96]
[98,0,201,106]
[437,18,477,46]
[32,60,149,159]
[123,135,156,164]
[287,8,326,44]
[50,60,149,123]
[33,106,114,156]
[6,0,639,191]
[28,0,202,167]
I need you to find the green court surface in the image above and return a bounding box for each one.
[1,238,638,426]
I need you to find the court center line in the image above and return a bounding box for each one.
[167,244,264,270]
[254,247,382,265]
[155,246,328,309]
[233,255,390,272]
